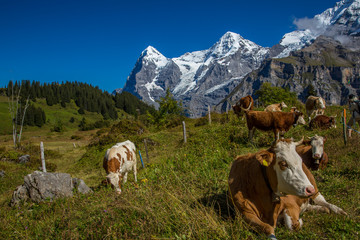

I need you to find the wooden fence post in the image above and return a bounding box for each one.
[208,105,211,125]
[182,121,187,143]
[40,142,46,172]
[144,139,149,163]
[343,109,347,145]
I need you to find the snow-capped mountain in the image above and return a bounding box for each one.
[120,0,360,118]
[122,32,269,117]
[274,0,360,58]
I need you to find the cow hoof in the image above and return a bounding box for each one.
[268,234,277,240]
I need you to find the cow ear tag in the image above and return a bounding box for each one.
[262,160,269,167]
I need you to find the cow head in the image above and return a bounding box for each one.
[106,172,122,194]
[293,112,306,126]
[256,138,315,198]
[280,102,288,109]
[329,116,337,129]
[309,135,326,164]
[316,97,326,109]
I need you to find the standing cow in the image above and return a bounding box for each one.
[305,96,326,121]
[228,138,315,239]
[264,102,288,112]
[242,106,306,141]
[103,140,137,194]
[232,95,254,117]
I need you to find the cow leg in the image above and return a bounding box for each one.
[249,128,255,142]
[302,204,330,214]
[123,172,128,183]
[242,212,276,237]
[274,130,279,141]
[133,164,137,182]
[312,193,347,215]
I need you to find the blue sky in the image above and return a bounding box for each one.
[0,0,339,93]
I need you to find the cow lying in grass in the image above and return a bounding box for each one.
[103,140,137,194]
[309,115,337,130]
[228,138,346,239]
[296,135,328,170]
[228,138,316,239]
[264,102,288,112]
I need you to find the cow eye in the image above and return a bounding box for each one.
[279,161,288,170]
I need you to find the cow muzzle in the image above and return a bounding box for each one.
[313,153,321,160]
[305,186,316,197]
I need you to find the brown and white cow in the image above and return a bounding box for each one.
[309,115,337,130]
[232,95,254,117]
[305,96,326,121]
[242,108,306,141]
[278,164,346,231]
[103,140,137,194]
[264,102,288,112]
[228,139,315,239]
[296,135,328,170]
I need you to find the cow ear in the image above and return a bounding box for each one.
[255,151,274,167]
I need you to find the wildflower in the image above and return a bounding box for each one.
[141,178,148,183]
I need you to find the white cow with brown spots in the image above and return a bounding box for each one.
[103,140,137,194]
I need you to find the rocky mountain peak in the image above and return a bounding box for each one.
[140,46,169,68]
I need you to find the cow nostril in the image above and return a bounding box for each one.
[305,186,315,196]
[313,154,321,159]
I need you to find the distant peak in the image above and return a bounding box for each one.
[142,46,162,56]
[140,45,168,67]
[221,31,244,40]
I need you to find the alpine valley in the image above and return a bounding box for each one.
[117,0,360,118]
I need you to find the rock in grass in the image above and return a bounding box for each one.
[0,170,5,178]
[18,155,30,164]
[10,171,93,206]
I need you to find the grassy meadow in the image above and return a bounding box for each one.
[0,104,359,239]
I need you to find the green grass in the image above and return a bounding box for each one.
[0,107,359,239]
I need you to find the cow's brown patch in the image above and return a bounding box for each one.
[105,157,121,173]
[123,145,134,161]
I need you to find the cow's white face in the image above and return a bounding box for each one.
[318,98,326,109]
[272,140,315,197]
[107,172,122,194]
[297,115,306,125]
[310,135,325,162]
[280,102,288,108]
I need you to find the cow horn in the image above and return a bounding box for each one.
[294,136,304,146]
[240,101,252,112]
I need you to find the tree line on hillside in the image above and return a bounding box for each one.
[5,80,155,127]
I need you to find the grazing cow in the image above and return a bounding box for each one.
[264,102,288,112]
[296,135,328,170]
[309,115,337,130]
[279,164,346,231]
[103,140,137,194]
[305,96,326,121]
[242,107,306,141]
[228,139,316,239]
[232,95,254,117]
